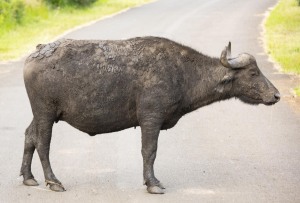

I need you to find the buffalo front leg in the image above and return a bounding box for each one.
[20,119,38,186]
[35,118,65,192]
[140,120,165,194]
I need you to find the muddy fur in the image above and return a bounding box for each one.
[21,36,280,194]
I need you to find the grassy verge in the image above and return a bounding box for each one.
[265,0,300,95]
[295,87,300,96]
[0,0,151,61]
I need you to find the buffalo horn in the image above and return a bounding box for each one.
[220,42,232,68]
[220,42,252,69]
[227,54,252,69]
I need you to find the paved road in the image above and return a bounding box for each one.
[1,0,300,202]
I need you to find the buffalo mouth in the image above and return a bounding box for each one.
[239,96,278,106]
[238,96,262,105]
[263,100,278,106]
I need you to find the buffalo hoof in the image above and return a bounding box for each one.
[147,186,165,194]
[157,182,166,189]
[23,178,39,186]
[46,180,66,192]
[49,184,66,192]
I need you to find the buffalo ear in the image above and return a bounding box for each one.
[220,71,235,84]
[215,71,235,93]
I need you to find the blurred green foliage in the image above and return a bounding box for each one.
[43,0,96,7]
[0,0,97,33]
[265,0,300,75]
[0,0,25,26]
[265,0,300,95]
[0,0,150,60]
[0,0,49,35]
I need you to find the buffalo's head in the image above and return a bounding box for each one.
[220,42,280,105]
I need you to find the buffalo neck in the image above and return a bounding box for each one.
[181,54,234,114]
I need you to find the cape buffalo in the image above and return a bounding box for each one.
[21,37,280,194]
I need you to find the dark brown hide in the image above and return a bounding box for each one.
[21,37,280,194]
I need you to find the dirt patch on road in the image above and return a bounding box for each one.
[274,72,300,114]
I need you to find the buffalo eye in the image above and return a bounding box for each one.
[250,70,259,77]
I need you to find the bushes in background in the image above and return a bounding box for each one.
[43,0,97,7]
[0,0,25,27]
[0,0,97,30]
[0,0,150,60]
[0,0,49,34]
[0,0,96,32]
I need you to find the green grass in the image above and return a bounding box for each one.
[295,87,300,96]
[265,0,300,74]
[0,0,151,61]
[265,0,300,96]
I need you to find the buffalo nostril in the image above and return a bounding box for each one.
[274,92,281,101]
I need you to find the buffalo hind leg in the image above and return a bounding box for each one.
[140,119,165,194]
[35,118,65,192]
[20,119,38,186]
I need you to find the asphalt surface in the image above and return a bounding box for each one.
[1,0,300,202]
